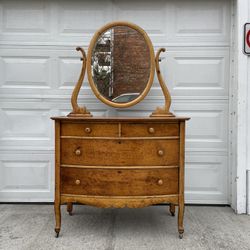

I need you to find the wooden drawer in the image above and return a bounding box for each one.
[61,138,179,166]
[61,122,118,137]
[61,167,179,196]
[121,123,179,137]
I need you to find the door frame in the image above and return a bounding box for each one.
[231,0,249,214]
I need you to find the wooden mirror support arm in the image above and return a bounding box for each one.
[68,47,92,117]
[150,48,175,117]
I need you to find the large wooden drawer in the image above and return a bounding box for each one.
[61,122,118,137]
[61,167,179,196]
[121,123,179,137]
[61,138,179,166]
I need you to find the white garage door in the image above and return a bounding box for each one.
[0,0,231,203]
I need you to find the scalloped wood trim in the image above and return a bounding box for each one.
[150,48,175,117]
[61,194,179,208]
[68,47,92,117]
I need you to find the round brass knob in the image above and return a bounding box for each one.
[75,149,81,156]
[158,179,163,186]
[158,150,164,156]
[75,179,81,185]
[148,127,155,134]
[85,127,91,133]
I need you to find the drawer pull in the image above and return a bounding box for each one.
[148,127,155,134]
[75,179,81,185]
[75,149,81,156]
[158,179,163,186]
[157,150,164,156]
[85,127,92,133]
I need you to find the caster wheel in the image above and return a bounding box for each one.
[170,212,175,216]
[68,212,72,216]
[179,233,183,239]
[55,229,60,238]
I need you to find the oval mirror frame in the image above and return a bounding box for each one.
[86,21,155,108]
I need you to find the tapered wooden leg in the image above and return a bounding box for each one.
[178,202,184,239]
[54,120,61,238]
[54,202,61,238]
[178,121,185,239]
[169,203,175,216]
[67,202,73,216]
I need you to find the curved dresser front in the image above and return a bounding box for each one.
[51,116,188,238]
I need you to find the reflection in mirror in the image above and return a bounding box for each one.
[91,26,150,103]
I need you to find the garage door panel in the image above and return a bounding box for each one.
[185,154,228,204]
[0,152,54,202]
[0,0,230,204]
[0,0,52,42]
[173,102,228,151]
[1,1,50,33]
[58,56,82,89]
[1,56,51,89]
[58,0,113,40]
[0,0,230,46]
[113,0,169,43]
[0,48,85,93]
[0,108,53,149]
[158,49,230,97]
[172,0,230,43]
[0,49,54,90]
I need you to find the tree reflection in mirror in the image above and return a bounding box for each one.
[91,26,151,104]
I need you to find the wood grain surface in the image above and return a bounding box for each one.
[121,123,179,137]
[52,116,188,237]
[61,138,179,166]
[61,122,118,137]
[61,167,179,196]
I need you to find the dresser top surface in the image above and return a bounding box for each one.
[51,116,190,122]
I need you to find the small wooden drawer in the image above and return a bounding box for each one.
[121,123,179,137]
[61,122,118,137]
[61,138,179,166]
[61,167,179,196]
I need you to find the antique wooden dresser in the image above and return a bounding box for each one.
[51,21,189,238]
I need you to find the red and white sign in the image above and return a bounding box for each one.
[244,23,250,54]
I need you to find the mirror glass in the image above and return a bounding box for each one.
[91,26,151,104]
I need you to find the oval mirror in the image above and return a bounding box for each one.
[87,22,155,108]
